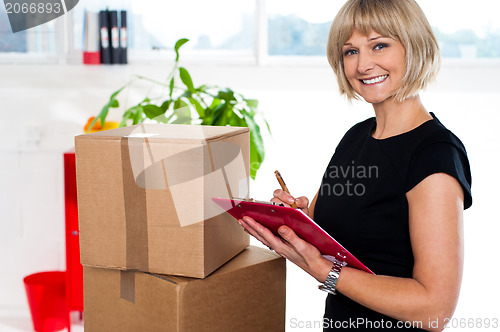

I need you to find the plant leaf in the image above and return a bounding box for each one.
[215,103,234,126]
[161,100,171,111]
[119,110,133,127]
[248,135,262,180]
[228,110,243,126]
[86,85,126,133]
[169,77,175,98]
[196,84,208,92]
[207,97,221,111]
[143,104,164,119]
[88,98,117,132]
[109,99,119,108]
[174,38,189,62]
[179,67,195,93]
[172,100,191,124]
[217,89,236,102]
[109,85,125,99]
[132,106,144,125]
[201,98,220,125]
[188,97,205,118]
[245,99,259,110]
[210,102,228,126]
[154,112,175,124]
[242,113,265,179]
[263,118,272,136]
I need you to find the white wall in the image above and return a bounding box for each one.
[0,60,499,331]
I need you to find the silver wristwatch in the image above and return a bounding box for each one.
[319,259,346,295]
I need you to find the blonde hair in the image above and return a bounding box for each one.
[327,0,440,101]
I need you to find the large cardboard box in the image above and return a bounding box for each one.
[83,246,286,332]
[75,123,250,278]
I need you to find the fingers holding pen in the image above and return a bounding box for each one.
[274,170,299,208]
[272,189,296,207]
[295,196,309,210]
[272,189,309,212]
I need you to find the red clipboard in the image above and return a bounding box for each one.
[212,197,374,274]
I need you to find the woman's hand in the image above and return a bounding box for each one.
[271,189,310,216]
[238,216,333,283]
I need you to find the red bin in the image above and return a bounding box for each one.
[24,271,69,332]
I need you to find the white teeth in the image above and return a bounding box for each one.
[362,75,388,85]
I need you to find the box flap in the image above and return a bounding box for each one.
[77,123,249,143]
[208,246,282,276]
[150,246,281,283]
[76,125,137,139]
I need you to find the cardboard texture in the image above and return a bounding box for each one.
[83,246,286,332]
[75,124,250,278]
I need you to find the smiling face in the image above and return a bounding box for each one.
[342,29,407,105]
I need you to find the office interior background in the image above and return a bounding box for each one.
[1,0,499,330]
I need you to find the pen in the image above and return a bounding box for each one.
[274,170,298,209]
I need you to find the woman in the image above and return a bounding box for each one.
[238,0,472,331]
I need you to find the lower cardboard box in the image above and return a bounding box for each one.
[83,246,286,332]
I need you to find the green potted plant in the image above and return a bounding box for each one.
[88,38,270,179]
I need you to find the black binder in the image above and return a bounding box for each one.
[99,10,111,64]
[120,11,128,64]
[109,10,120,64]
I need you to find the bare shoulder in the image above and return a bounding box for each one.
[406,172,464,210]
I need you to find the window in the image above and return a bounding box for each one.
[418,0,500,58]
[267,0,341,56]
[2,0,499,62]
[71,0,255,61]
[0,4,58,59]
[267,0,500,59]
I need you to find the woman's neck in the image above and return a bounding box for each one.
[371,95,432,139]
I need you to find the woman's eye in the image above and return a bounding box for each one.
[374,43,388,51]
[344,49,358,56]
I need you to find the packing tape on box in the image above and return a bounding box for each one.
[120,270,136,303]
[121,136,150,272]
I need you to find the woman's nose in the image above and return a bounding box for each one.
[357,52,375,74]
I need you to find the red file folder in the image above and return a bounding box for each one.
[212,197,374,274]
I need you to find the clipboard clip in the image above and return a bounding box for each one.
[322,252,348,265]
[232,197,285,207]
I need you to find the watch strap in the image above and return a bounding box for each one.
[318,259,346,295]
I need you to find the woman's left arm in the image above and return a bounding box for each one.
[239,172,464,331]
[336,172,464,330]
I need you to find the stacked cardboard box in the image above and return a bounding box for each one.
[83,246,286,332]
[75,124,286,331]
